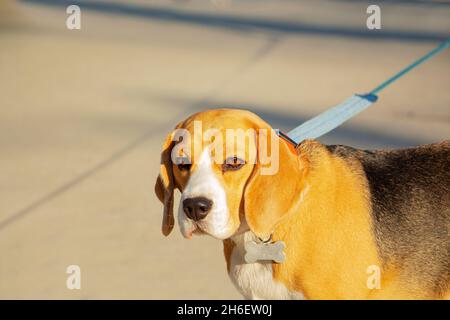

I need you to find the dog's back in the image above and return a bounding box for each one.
[327,141,450,297]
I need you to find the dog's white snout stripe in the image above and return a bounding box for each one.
[178,147,230,239]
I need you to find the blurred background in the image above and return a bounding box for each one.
[0,0,449,299]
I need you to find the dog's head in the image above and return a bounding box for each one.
[154,109,307,240]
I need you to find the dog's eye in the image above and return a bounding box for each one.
[223,156,245,172]
[175,157,192,172]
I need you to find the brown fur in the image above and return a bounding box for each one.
[327,141,450,299]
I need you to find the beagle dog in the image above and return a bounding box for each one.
[154,109,450,300]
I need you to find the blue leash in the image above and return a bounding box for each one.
[286,39,450,144]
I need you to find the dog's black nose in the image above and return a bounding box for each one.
[183,197,213,221]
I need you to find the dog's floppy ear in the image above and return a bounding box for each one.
[155,132,176,236]
[244,122,306,240]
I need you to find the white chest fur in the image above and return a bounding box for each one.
[228,232,305,300]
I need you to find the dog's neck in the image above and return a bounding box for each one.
[227,141,382,299]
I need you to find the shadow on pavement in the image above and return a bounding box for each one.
[22,0,450,42]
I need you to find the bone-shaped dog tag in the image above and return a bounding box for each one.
[244,240,285,264]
